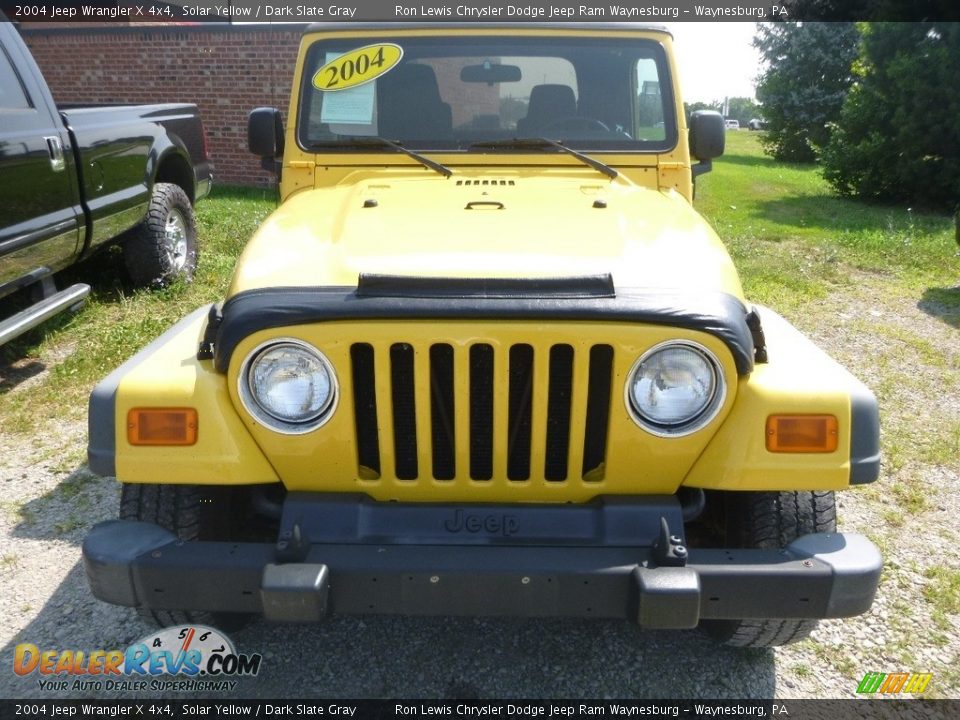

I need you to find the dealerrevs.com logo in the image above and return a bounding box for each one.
[856,671,933,694]
[13,625,262,692]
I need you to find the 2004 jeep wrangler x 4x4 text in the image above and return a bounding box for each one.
[83,23,881,648]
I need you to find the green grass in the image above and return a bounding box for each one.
[53,468,99,500]
[924,566,960,642]
[0,500,35,526]
[53,516,84,535]
[697,132,958,305]
[0,186,274,435]
[890,478,928,515]
[869,324,954,370]
[921,421,960,466]
[924,566,960,615]
[807,639,857,677]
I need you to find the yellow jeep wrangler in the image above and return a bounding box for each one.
[83,23,881,648]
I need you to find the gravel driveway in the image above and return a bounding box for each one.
[1,276,958,700]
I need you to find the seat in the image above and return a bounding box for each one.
[377,64,452,141]
[517,84,577,135]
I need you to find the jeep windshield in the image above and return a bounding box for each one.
[298,35,677,153]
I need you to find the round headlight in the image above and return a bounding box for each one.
[626,341,724,435]
[240,340,337,433]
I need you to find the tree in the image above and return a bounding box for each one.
[726,97,761,126]
[821,22,960,210]
[684,100,722,119]
[753,22,860,162]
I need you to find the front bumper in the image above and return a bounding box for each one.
[82,495,881,629]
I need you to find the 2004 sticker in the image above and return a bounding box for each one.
[313,44,404,92]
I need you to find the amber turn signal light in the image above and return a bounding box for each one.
[766,415,838,453]
[127,408,198,446]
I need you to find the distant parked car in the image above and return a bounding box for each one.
[724,119,740,130]
[748,118,767,131]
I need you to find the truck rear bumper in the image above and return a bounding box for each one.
[83,517,881,629]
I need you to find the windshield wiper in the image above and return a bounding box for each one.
[306,137,452,178]
[469,138,618,179]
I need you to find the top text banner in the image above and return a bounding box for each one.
[4,1,958,23]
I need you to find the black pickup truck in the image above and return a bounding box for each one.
[0,20,212,347]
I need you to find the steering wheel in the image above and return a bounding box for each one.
[540,116,611,134]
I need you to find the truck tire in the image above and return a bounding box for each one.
[123,183,197,288]
[119,483,251,630]
[700,490,837,648]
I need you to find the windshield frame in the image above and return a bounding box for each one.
[295,33,679,157]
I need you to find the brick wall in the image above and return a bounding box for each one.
[22,25,303,186]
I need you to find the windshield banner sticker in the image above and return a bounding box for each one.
[313,43,403,92]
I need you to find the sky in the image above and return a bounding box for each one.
[665,22,763,103]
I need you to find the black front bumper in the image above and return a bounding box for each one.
[82,495,882,629]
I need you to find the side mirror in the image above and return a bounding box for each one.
[689,110,725,178]
[248,107,284,159]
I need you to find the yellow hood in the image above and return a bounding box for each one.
[228,171,743,300]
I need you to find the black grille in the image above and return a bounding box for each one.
[545,344,574,481]
[350,341,613,483]
[350,343,380,478]
[429,344,456,481]
[507,344,534,481]
[469,344,494,480]
[583,344,614,481]
[390,343,418,480]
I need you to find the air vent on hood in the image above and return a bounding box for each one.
[455,179,516,186]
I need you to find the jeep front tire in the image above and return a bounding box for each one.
[700,490,837,648]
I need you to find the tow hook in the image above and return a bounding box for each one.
[653,516,688,567]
